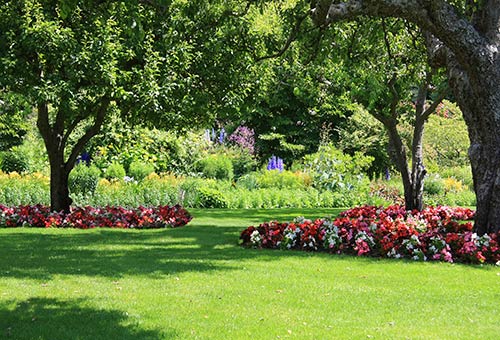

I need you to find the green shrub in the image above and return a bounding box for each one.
[424,104,470,168]
[0,172,50,205]
[301,144,372,193]
[443,190,476,207]
[197,154,234,181]
[259,170,311,189]
[196,186,228,208]
[89,114,210,176]
[128,161,155,181]
[11,122,49,174]
[424,174,445,195]
[0,150,29,173]
[69,164,101,195]
[222,146,257,179]
[105,162,126,180]
[236,170,311,190]
[236,173,259,190]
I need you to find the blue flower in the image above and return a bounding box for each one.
[218,128,226,144]
[267,155,284,172]
[76,151,91,166]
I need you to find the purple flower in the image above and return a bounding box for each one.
[228,126,255,154]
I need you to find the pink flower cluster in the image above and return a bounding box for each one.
[0,204,192,229]
[240,205,500,265]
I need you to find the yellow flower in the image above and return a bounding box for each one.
[443,177,464,193]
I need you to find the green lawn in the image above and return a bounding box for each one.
[0,208,499,339]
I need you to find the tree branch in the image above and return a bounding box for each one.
[381,18,394,60]
[255,11,310,61]
[304,27,326,64]
[388,73,399,120]
[36,102,52,152]
[422,85,450,121]
[310,0,492,70]
[62,114,87,148]
[65,97,110,172]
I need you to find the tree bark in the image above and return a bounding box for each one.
[48,151,72,213]
[36,102,72,212]
[448,57,500,235]
[310,0,500,233]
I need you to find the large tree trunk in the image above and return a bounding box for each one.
[448,60,500,234]
[36,103,73,213]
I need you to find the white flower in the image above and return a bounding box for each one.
[250,230,261,245]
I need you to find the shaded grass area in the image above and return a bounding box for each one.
[0,208,499,339]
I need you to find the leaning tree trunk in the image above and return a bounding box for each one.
[385,123,416,211]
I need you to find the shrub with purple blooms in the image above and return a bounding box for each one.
[228,126,255,154]
[241,205,500,265]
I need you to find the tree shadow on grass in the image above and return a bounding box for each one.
[0,209,346,281]
[0,297,175,339]
[0,227,312,282]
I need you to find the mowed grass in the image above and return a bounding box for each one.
[0,208,499,339]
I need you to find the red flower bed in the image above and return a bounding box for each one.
[0,204,192,229]
[240,205,500,265]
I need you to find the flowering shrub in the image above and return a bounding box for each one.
[240,205,500,265]
[228,126,255,154]
[0,204,192,229]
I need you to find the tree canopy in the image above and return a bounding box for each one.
[0,0,254,211]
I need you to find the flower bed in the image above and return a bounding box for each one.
[0,204,192,229]
[240,205,500,265]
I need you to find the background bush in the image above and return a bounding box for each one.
[0,149,29,174]
[196,154,234,181]
[0,172,49,205]
[104,162,126,181]
[301,144,373,193]
[0,172,476,209]
[237,170,311,190]
[69,164,101,195]
[128,161,155,181]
